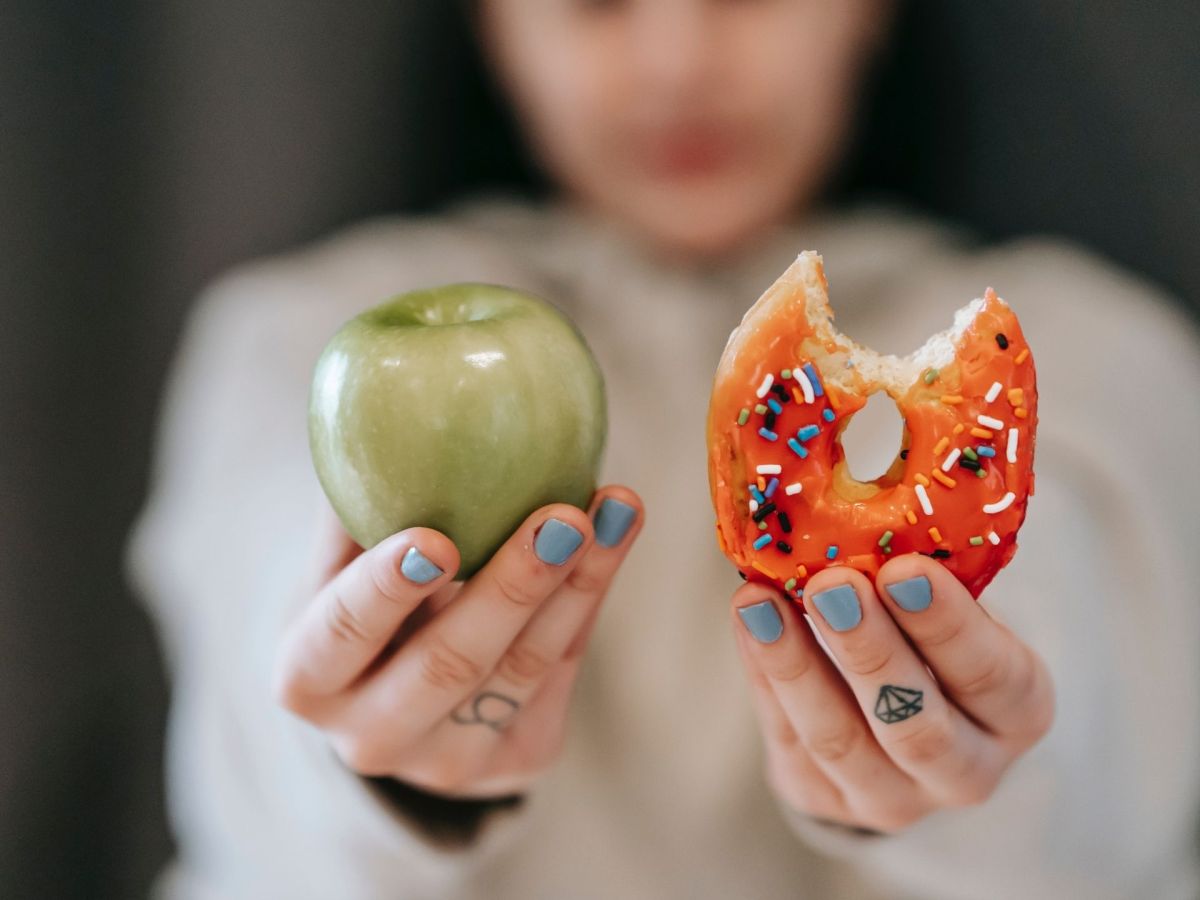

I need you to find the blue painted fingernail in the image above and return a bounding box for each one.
[593,498,636,547]
[534,518,584,565]
[886,576,932,612]
[738,600,784,644]
[811,584,862,632]
[400,546,443,584]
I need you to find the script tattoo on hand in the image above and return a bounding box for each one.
[874,684,923,724]
[451,691,521,732]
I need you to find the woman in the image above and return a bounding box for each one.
[127,1,1200,897]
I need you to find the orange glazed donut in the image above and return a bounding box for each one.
[707,252,1037,600]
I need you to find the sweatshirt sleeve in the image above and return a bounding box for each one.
[779,244,1200,900]
[125,263,535,900]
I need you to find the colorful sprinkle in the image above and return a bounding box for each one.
[923,368,939,385]
[778,512,792,533]
[1015,408,1029,419]
[1007,427,1019,463]
[802,363,824,397]
[953,423,966,435]
[797,424,820,442]
[767,398,783,415]
[753,534,772,550]
[787,438,808,458]
[784,577,797,591]
[737,408,750,426]
[784,482,803,496]
[977,414,1005,430]
[1007,388,1024,406]
[826,545,839,560]
[977,445,996,458]
[822,408,835,422]
[754,403,768,415]
[757,476,766,491]
[749,498,759,513]
[794,366,815,403]
[983,492,1016,514]
[770,384,789,402]
[796,565,809,579]
[1015,348,1030,365]
[931,469,957,488]
[975,467,987,478]
[960,458,982,471]
[776,540,792,553]
[970,427,995,440]
[878,530,894,547]
[914,473,930,487]
[755,373,774,399]
[962,446,979,461]
[933,436,950,456]
[826,391,840,411]
[752,502,777,523]
[905,510,918,525]
[969,535,985,546]
[756,463,782,475]
[941,394,964,405]
[987,531,1001,545]
[928,526,943,543]
[931,549,951,559]
[764,478,779,498]
[781,369,792,380]
[751,560,779,579]
[759,427,778,441]
[985,381,1003,403]
[915,484,933,515]
[764,410,777,430]
[941,448,962,472]
[995,333,1009,350]
[749,485,765,504]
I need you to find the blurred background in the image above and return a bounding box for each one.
[2,1,1198,896]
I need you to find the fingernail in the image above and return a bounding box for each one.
[593,498,636,547]
[738,600,784,644]
[810,584,862,632]
[400,546,443,584]
[534,518,584,566]
[886,576,932,612]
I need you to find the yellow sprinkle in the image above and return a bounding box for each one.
[970,427,995,439]
[826,391,840,411]
[905,510,918,525]
[933,436,950,455]
[757,476,766,492]
[796,565,808,580]
[928,526,943,543]
[931,469,957,488]
[941,394,964,405]
[953,423,965,435]
[914,473,930,487]
[1007,388,1024,406]
[1015,348,1030,365]
[751,560,779,580]
[792,386,804,404]
[1015,407,1029,419]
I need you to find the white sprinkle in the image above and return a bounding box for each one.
[985,381,1003,403]
[784,482,803,496]
[756,464,782,475]
[983,492,1016,514]
[987,531,1001,546]
[755,373,774,398]
[915,483,933,516]
[749,498,759,513]
[977,414,1005,430]
[1007,427,1019,464]
[794,366,815,403]
[940,448,962,472]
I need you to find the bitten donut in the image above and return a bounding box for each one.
[707,252,1037,600]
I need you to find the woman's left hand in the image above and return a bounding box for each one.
[731,554,1055,834]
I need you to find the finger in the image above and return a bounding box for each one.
[802,567,1008,806]
[431,487,643,743]
[875,555,1055,745]
[731,584,924,827]
[309,501,363,587]
[274,528,459,707]
[346,503,595,747]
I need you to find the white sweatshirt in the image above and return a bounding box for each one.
[126,196,1200,900]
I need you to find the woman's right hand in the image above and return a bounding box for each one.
[273,486,643,799]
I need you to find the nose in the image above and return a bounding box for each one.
[628,0,718,103]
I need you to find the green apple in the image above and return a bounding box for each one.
[308,283,607,578]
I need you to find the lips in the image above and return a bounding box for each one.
[636,124,742,178]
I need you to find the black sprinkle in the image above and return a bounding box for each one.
[738,570,748,580]
[770,383,789,402]
[752,502,777,523]
[776,541,793,554]
[959,458,982,471]
[995,333,1009,350]
[777,511,792,534]
[931,548,952,559]
[900,449,909,460]
[764,410,777,430]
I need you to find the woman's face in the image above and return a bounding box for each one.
[478,0,887,261]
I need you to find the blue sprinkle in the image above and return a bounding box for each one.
[767,398,783,415]
[764,477,779,498]
[802,363,824,397]
[826,545,839,560]
[822,408,835,422]
[977,445,997,458]
[749,486,765,504]
[753,534,773,550]
[787,438,808,458]
[758,427,778,441]
[797,424,820,442]
[795,588,804,599]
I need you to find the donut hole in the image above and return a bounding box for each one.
[838,391,906,485]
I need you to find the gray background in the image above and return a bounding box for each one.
[2,1,1197,896]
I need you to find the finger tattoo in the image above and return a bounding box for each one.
[450,691,521,732]
[874,684,924,724]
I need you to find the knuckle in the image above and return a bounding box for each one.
[886,714,956,765]
[325,590,371,644]
[495,642,555,688]
[922,614,969,649]
[564,562,608,595]
[419,635,485,692]
[954,651,1011,699]
[843,642,895,679]
[766,652,814,686]
[492,570,544,610]
[804,725,863,765]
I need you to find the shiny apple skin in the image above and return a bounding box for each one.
[308,283,607,578]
